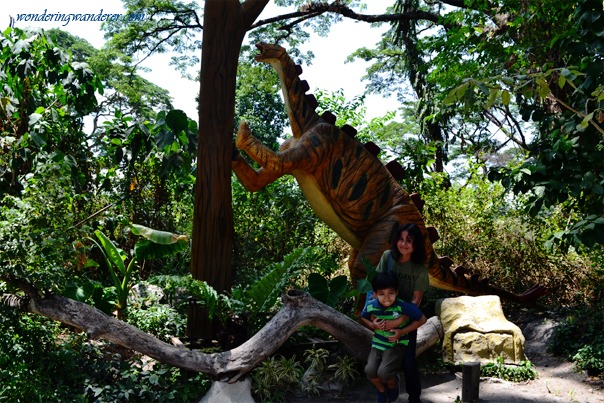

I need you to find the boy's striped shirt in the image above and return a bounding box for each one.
[361,298,423,350]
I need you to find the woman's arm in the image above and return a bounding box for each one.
[387,315,427,342]
[411,290,424,306]
[382,290,424,330]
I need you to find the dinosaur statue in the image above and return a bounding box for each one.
[232,43,546,303]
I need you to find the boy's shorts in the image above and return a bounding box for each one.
[364,345,406,380]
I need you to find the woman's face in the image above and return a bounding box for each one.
[397,230,415,261]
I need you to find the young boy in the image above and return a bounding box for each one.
[361,272,427,403]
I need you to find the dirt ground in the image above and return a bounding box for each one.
[291,310,604,403]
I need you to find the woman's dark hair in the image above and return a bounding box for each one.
[372,271,399,292]
[390,223,426,264]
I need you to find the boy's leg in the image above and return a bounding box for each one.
[366,348,388,402]
[377,344,405,401]
[402,330,421,402]
[365,348,385,392]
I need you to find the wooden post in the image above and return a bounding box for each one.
[462,361,480,402]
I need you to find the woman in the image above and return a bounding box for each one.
[375,223,429,403]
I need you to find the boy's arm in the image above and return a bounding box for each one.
[360,316,383,331]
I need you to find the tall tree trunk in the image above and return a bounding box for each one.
[191,0,268,338]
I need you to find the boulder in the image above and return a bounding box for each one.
[436,295,525,364]
[198,377,255,403]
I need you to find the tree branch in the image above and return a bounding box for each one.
[27,289,372,382]
[251,2,445,31]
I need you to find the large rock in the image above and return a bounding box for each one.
[435,295,525,364]
[198,378,255,403]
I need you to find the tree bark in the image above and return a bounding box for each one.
[27,290,367,382]
[27,290,443,382]
[191,0,268,337]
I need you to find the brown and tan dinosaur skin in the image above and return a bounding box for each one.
[232,43,546,303]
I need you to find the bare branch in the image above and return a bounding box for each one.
[27,289,372,382]
[251,2,445,31]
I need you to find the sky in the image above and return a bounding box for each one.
[3,1,401,123]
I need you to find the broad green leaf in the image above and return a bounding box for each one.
[165,109,188,134]
[308,272,329,303]
[501,90,511,106]
[134,239,189,260]
[94,230,126,275]
[28,113,42,125]
[557,75,566,89]
[131,223,188,244]
[487,88,499,108]
[325,275,348,307]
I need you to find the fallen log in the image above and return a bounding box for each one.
[27,289,443,382]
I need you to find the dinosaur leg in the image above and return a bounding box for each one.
[232,156,284,192]
[235,121,317,174]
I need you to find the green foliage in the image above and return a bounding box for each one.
[421,164,599,306]
[232,247,325,327]
[47,28,173,121]
[252,355,304,402]
[252,348,360,402]
[0,181,79,292]
[307,273,348,307]
[549,305,604,375]
[0,304,208,402]
[232,176,334,283]
[126,304,186,342]
[356,254,379,294]
[301,347,359,395]
[131,224,189,260]
[573,344,604,375]
[146,275,236,322]
[0,27,102,197]
[63,278,116,316]
[83,362,209,403]
[101,0,203,78]
[95,109,197,234]
[0,308,78,401]
[481,356,537,382]
[235,56,288,152]
[90,230,138,319]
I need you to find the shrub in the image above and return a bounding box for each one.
[550,305,604,375]
[127,303,186,342]
[481,356,537,382]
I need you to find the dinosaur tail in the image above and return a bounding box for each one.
[255,43,320,138]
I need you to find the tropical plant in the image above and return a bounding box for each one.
[126,303,186,342]
[146,274,237,323]
[549,304,604,375]
[251,355,304,402]
[481,356,537,382]
[83,225,189,320]
[231,247,327,330]
[306,273,349,308]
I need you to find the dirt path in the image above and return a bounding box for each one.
[291,311,604,403]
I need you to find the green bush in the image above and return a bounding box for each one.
[550,305,604,375]
[251,348,360,402]
[252,355,304,402]
[420,167,599,306]
[0,308,81,401]
[481,356,537,382]
[127,303,186,342]
[0,303,210,401]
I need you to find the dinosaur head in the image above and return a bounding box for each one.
[255,43,286,63]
